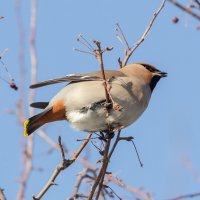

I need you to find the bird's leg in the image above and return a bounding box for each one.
[99,131,115,141]
[99,131,107,142]
[105,131,115,139]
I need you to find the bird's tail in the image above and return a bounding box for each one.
[24,107,52,136]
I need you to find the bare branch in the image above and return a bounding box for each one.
[0,188,7,200]
[88,136,111,200]
[119,137,143,167]
[75,36,116,108]
[182,156,200,184]
[103,185,122,200]
[107,174,152,200]
[38,129,152,200]
[16,0,37,199]
[38,130,98,171]
[0,48,18,90]
[108,131,121,159]
[93,40,111,104]
[120,0,166,67]
[15,0,26,121]
[32,134,92,200]
[194,0,200,8]
[95,131,122,199]
[167,192,200,200]
[168,0,200,21]
[88,131,121,200]
[76,40,119,200]
[73,48,95,56]
[116,23,130,50]
[69,168,89,199]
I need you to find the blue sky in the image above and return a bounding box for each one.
[0,0,200,199]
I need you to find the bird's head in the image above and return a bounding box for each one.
[122,62,167,92]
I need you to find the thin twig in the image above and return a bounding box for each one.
[70,168,89,199]
[103,185,122,200]
[32,134,92,200]
[88,137,111,200]
[130,140,143,167]
[73,48,95,56]
[121,0,166,67]
[77,34,94,51]
[39,129,150,200]
[95,138,113,200]
[108,175,152,200]
[95,131,122,199]
[168,0,200,21]
[0,48,13,80]
[182,156,200,184]
[194,0,200,8]
[0,48,18,90]
[37,130,98,171]
[116,23,130,50]
[167,192,200,200]
[108,131,121,159]
[93,40,110,104]
[0,188,7,200]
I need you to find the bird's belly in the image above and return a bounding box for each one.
[66,100,146,132]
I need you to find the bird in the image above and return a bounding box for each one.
[24,62,167,136]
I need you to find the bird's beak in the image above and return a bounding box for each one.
[155,71,168,78]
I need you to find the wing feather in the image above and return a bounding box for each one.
[30,70,126,89]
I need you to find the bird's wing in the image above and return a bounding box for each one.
[30,70,126,89]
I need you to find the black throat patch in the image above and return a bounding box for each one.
[150,75,161,92]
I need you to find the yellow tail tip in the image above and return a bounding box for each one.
[24,119,29,137]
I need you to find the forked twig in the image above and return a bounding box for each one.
[38,130,97,171]
[69,168,89,199]
[118,0,166,67]
[38,128,147,199]
[32,134,92,200]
